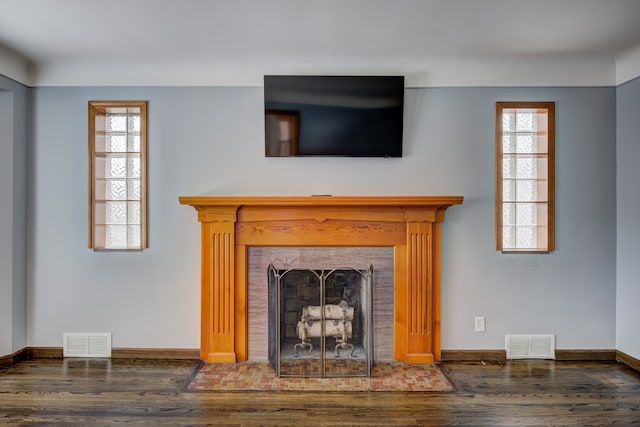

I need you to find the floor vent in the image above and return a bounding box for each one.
[505,334,555,360]
[63,333,112,358]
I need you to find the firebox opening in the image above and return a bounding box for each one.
[268,265,373,378]
[248,246,394,364]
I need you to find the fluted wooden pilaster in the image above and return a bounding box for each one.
[199,206,238,363]
[405,221,435,364]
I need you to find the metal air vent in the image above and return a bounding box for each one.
[63,333,112,358]
[505,334,555,359]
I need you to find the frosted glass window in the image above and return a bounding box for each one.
[106,180,127,200]
[106,157,127,178]
[516,158,535,179]
[108,135,127,152]
[89,101,147,250]
[106,202,127,224]
[128,135,140,152]
[128,180,141,200]
[107,225,127,247]
[496,102,554,252]
[108,115,127,131]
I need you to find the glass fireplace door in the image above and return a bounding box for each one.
[268,265,373,378]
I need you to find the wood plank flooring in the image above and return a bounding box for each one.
[1,357,639,425]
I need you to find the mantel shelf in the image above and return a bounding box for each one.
[179,195,464,209]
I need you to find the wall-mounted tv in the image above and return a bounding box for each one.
[264,75,404,157]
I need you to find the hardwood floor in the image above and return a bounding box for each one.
[1,358,639,425]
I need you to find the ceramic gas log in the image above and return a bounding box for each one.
[295,300,355,357]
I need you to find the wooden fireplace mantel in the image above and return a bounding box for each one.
[179,195,463,364]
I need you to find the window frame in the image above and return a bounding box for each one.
[495,101,555,253]
[88,100,148,251]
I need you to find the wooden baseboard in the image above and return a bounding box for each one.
[111,348,200,360]
[555,349,616,361]
[26,347,199,360]
[27,347,63,359]
[0,348,29,367]
[616,350,640,372]
[441,350,506,363]
[441,349,617,363]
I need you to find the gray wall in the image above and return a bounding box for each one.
[616,77,640,360]
[26,85,617,353]
[0,75,29,356]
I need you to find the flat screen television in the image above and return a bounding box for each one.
[264,75,404,157]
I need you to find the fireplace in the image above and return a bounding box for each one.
[179,196,463,364]
[268,265,373,377]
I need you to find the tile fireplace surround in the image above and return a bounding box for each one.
[179,196,463,364]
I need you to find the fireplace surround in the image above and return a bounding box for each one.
[179,195,463,364]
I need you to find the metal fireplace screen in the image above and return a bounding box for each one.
[268,264,374,378]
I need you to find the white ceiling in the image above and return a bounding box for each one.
[2,0,640,87]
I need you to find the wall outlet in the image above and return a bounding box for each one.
[475,316,486,332]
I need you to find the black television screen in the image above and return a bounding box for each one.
[264,75,404,157]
